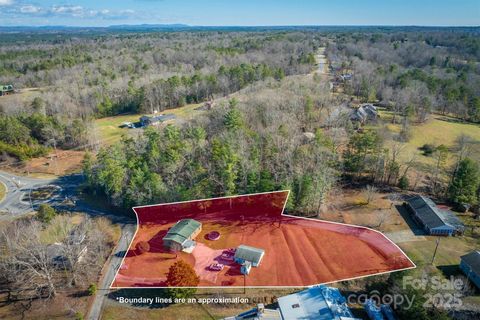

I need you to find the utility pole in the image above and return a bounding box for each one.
[243,274,246,295]
[431,237,441,265]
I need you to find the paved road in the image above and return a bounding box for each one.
[88,224,135,320]
[0,171,56,218]
[0,170,136,320]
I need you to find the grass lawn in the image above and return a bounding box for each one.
[0,181,5,203]
[94,103,204,145]
[101,302,214,320]
[94,114,141,145]
[376,111,480,167]
[400,236,478,268]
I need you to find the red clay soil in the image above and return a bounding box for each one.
[111,191,414,288]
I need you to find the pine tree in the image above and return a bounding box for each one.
[449,158,480,205]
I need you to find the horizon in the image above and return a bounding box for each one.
[0,0,478,27]
[1,23,480,28]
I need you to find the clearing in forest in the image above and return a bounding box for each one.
[112,191,415,288]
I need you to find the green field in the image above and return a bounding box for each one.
[94,103,204,145]
[377,110,480,168]
[0,181,6,203]
[400,236,478,268]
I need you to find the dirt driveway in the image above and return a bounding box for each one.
[192,243,230,284]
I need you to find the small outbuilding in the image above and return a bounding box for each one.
[404,195,465,236]
[0,84,14,96]
[163,219,202,252]
[234,245,265,274]
[460,250,480,289]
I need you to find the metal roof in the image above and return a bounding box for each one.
[461,251,480,274]
[163,219,201,245]
[406,195,463,230]
[232,305,282,320]
[277,286,359,320]
[140,114,176,123]
[234,245,265,264]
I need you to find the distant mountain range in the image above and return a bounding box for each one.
[0,24,478,34]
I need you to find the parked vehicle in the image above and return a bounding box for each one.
[209,263,224,271]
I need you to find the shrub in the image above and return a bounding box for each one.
[419,143,435,156]
[135,241,150,254]
[88,283,97,296]
[398,175,409,190]
[37,204,56,224]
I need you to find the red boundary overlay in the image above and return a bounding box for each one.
[111,191,415,288]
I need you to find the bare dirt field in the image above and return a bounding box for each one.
[5,149,86,177]
[112,191,414,288]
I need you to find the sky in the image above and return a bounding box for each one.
[0,0,478,27]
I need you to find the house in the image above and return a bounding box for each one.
[46,243,88,269]
[0,84,14,96]
[139,114,176,127]
[404,195,465,236]
[350,104,378,123]
[162,219,202,252]
[460,250,480,289]
[234,245,265,275]
[225,286,359,320]
[277,286,360,320]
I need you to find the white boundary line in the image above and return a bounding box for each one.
[110,190,416,289]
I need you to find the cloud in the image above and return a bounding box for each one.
[0,2,139,21]
[0,0,13,6]
[20,5,40,13]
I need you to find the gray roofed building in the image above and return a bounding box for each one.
[460,251,480,288]
[350,104,378,123]
[277,286,360,320]
[234,245,265,273]
[225,286,359,320]
[405,195,464,236]
[140,114,176,127]
[163,219,202,252]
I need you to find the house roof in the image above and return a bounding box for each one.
[461,251,480,274]
[406,195,463,230]
[140,114,176,123]
[229,305,282,320]
[235,245,265,264]
[163,219,201,245]
[277,286,358,320]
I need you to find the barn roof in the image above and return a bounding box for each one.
[163,219,201,244]
[461,251,480,274]
[235,245,265,264]
[406,195,463,230]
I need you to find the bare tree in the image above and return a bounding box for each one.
[363,185,378,205]
[0,220,59,300]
